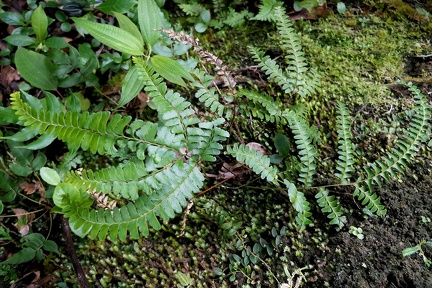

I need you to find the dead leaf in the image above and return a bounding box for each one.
[19,182,41,195]
[219,162,247,179]
[0,65,20,88]
[246,142,270,155]
[12,208,35,237]
[288,3,328,20]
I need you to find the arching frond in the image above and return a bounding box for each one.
[315,188,346,228]
[335,102,355,183]
[64,160,204,241]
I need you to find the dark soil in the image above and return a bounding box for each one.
[308,159,432,287]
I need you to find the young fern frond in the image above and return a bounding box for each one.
[227,143,279,184]
[335,102,355,184]
[284,180,312,231]
[64,160,204,241]
[9,92,132,155]
[315,188,346,228]
[285,111,317,187]
[354,82,430,216]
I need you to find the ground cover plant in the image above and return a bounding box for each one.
[0,0,431,287]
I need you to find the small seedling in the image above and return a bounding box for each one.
[349,226,364,240]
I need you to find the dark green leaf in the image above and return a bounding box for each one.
[4,35,36,46]
[31,6,48,42]
[98,0,136,15]
[138,0,162,46]
[150,55,193,87]
[118,65,145,107]
[0,12,24,25]
[45,37,69,49]
[2,247,36,264]
[15,47,58,90]
[43,240,60,254]
[274,133,290,157]
[73,17,144,55]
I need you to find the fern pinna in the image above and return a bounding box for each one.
[8,64,229,241]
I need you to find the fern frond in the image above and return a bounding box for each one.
[64,160,204,241]
[192,69,226,116]
[227,143,278,184]
[188,118,229,162]
[134,58,199,135]
[64,160,153,200]
[284,180,312,231]
[178,3,206,16]
[248,46,296,95]
[354,83,430,216]
[273,6,316,98]
[315,188,346,228]
[252,0,284,22]
[9,92,132,155]
[360,83,430,188]
[334,102,355,183]
[353,183,387,216]
[239,89,282,117]
[285,111,317,187]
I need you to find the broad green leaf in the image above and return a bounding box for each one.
[15,47,58,90]
[43,240,60,254]
[4,35,36,46]
[0,12,24,25]
[0,106,19,125]
[138,0,162,46]
[2,247,36,264]
[98,0,136,15]
[31,153,47,171]
[40,167,61,186]
[72,17,144,56]
[31,6,48,42]
[150,55,193,87]
[114,12,143,45]
[118,65,145,107]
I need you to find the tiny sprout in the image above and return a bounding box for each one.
[349,226,364,240]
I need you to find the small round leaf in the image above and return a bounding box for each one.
[40,167,60,185]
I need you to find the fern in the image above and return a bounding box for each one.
[188,118,229,162]
[63,160,154,200]
[248,46,296,95]
[239,89,282,118]
[192,69,226,116]
[335,102,355,183]
[285,110,317,187]
[315,188,346,228]
[252,0,284,22]
[353,82,430,215]
[9,92,132,155]
[64,160,204,241]
[284,180,312,231]
[134,58,199,136]
[227,143,279,184]
[273,6,318,98]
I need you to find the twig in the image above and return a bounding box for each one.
[61,216,90,288]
